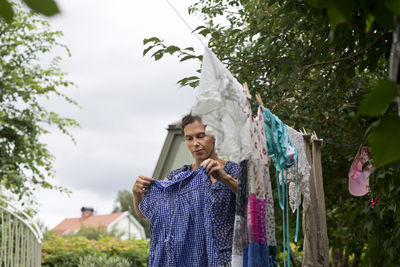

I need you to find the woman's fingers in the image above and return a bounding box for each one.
[201,159,219,172]
[141,180,152,186]
[208,166,219,175]
[200,158,212,169]
[139,175,153,182]
[133,175,153,194]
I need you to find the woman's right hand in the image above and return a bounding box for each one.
[132,175,153,195]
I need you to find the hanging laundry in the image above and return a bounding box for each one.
[139,167,219,267]
[191,48,252,162]
[232,160,249,266]
[286,126,311,212]
[302,136,329,267]
[263,107,297,173]
[232,107,277,267]
[263,107,298,267]
[249,107,277,248]
[348,145,373,196]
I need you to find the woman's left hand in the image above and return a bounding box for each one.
[201,158,229,182]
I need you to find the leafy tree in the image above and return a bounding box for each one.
[113,190,150,238]
[0,5,78,201]
[0,0,60,22]
[143,0,400,265]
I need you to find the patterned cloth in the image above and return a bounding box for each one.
[286,126,311,212]
[166,161,240,265]
[231,107,277,267]
[249,107,277,247]
[232,160,278,267]
[140,166,219,267]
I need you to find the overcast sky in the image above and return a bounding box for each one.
[34,0,205,228]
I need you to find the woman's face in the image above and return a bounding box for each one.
[183,120,216,163]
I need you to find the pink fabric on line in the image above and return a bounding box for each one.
[248,194,267,244]
[348,146,372,197]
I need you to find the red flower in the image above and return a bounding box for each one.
[375,195,380,204]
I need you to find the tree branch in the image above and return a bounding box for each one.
[303,37,381,70]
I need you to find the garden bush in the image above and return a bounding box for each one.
[42,234,149,267]
[78,254,130,267]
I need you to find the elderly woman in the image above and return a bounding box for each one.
[133,114,239,267]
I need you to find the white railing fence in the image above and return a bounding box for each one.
[0,196,42,267]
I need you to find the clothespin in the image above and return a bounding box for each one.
[255,93,264,107]
[243,82,252,100]
[311,131,322,142]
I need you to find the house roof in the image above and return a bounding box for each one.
[52,211,126,235]
[167,119,182,130]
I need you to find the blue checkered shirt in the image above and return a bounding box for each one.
[166,161,240,264]
[140,166,220,267]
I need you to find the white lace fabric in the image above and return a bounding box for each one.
[191,48,252,162]
[286,126,311,212]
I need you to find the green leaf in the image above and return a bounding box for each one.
[326,1,346,29]
[373,1,394,30]
[198,28,211,37]
[211,31,220,39]
[164,45,180,55]
[183,47,195,52]
[357,79,398,116]
[23,0,59,16]
[305,0,327,9]
[365,14,375,32]
[179,55,197,62]
[368,115,400,167]
[364,220,373,232]
[143,45,154,56]
[335,0,355,20]
[193,25,206,32]
[367,47,379,72]
[0,0,14,22]
[177,76,199,87]
[143,37,160,45]
[153,51,163,61]
[385,0,400,15]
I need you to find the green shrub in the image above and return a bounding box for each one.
[42,235,149,267]
[78,254,130,267]
[68,225,123,240]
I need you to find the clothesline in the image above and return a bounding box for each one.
[323,140,359,148]
[164,0,207,48]
[247,95,359,148]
